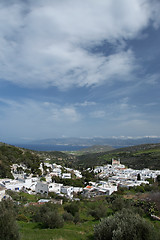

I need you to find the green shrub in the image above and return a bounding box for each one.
[62,211,74,222]
[94,209,160,240]
[42,211,64,229]
[17,214,29,222]
[73,212,80,224]
[89,204,107,220]
[111,196,131,212]
[64,202,79,216]
[0,199,20,240]
[32,203,63,229]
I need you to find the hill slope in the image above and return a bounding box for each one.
[71,145,114,155]
[1,142,160,178]
[0,143,74,178]
[0,143,41,178]
[76,143,160,170]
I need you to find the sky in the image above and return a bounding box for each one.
[0,0,160,143]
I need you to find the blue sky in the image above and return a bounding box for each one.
[0,0,160,143]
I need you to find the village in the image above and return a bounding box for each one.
[1,158,160,202]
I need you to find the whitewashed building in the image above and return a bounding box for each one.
[35,181,48,195]
[62,173,71,179]
[48,182,63,194]
[61,186,73,198]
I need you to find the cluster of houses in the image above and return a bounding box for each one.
[94,158,160,189]
[0,158,160,202]
[0,162,83,200]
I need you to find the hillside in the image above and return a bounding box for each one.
[69,145,114,155]
[76,143,160,170]
[0,143,41,178]
[0,143,75,178]
[1,142,160,178]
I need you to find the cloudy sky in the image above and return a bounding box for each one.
[0,0,160,143]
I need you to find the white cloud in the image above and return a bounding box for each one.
[90,110,106,118]
[1,94,160,141]
[149,0,160,29]
[0,98,81,140]
[74,101,96,107]
[0,0,159,90]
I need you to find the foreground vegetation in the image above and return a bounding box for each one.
[2,179,160,240]
[19,221,94,240]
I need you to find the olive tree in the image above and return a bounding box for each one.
[94,209,159,240]
[0,199,20,240]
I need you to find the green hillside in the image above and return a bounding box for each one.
[0,143,41,178]
[1,142,160,179]
[74,145,114,155]
[76,143,160,169]
[0,143,74,178]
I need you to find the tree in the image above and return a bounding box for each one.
[62,211,74,222]
[73,212,80,224]
[0,199,20,240]
[137,173,141,181]
[94,209,160,240]
[42,211,64,229]
[89,204,107,220]
[157,175,160,185]
[32,203,64,229]
[64,202,79,216]
[40,177,46,181]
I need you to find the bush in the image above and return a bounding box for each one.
[73,212,80,224]
[89,204,107,220]
[17,214,29,222]
[111,196,131,212]
[33,204,49,222]
[64,202,79,216]
[94,209,160,240]
[32,203,64,229]
[0,199,20,240]
[62,211,74,222]
[40,177,46,181]
[42,211,64,229]
[135,185,145,193]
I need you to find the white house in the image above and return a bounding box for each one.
[50,168,62,177]
[73,187,83,194]
[73,170,83,178]
[48,182,63,194]
[61,186,73,198]
[1,179,24,191]
[62,173,71,179]
[35,181,48,195]
[1,178,37,193]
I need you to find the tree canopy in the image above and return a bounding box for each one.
[0,199,20,240]
[94,208,160,240]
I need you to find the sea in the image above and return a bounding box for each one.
[13,143,124,151]
[13,144,90,152]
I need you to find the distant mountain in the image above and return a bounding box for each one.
[30,137,160,148]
